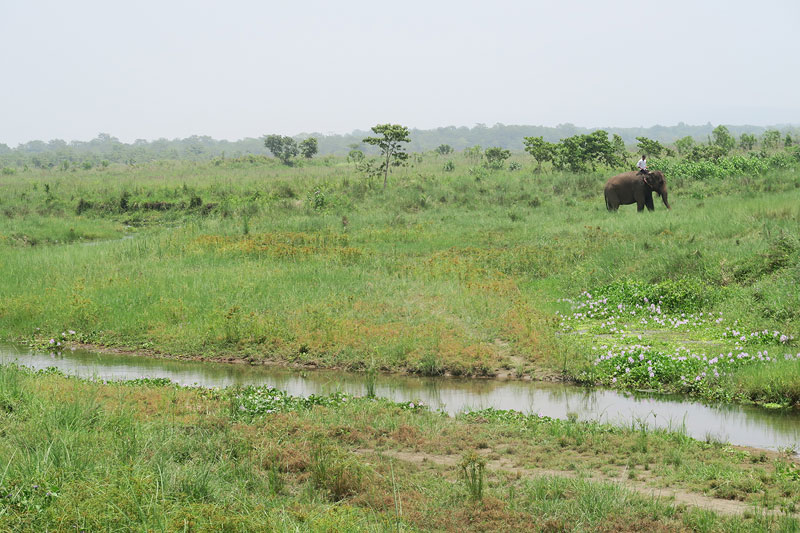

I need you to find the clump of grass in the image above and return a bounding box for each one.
[459,450,486,501]
[365,364,377,399]
[310,445,370,501]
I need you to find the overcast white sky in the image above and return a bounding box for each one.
[1,0,798,146]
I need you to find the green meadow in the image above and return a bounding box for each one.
[1,150,800,530]
[1,154,799,395]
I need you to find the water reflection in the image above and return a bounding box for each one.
[1,344,799,451]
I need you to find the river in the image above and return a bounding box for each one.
[2,343,799,451]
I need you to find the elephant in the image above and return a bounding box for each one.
[604,170,671,212]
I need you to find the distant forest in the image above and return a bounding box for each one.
[2,122,798,167]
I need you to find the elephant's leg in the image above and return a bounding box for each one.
[645,194,655,211]
[635,189,646,212]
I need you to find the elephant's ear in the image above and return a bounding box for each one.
[644,174,658,188]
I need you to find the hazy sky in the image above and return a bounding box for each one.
[1,0,798,146]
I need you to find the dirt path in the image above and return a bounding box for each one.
[356,448,788,517]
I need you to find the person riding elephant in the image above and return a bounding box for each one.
[637,155,648,174]
[604,170,670,211]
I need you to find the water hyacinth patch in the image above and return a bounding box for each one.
[460,407,553,425]
[559,279,721,316]
[232,386,351,416]
[458,408,623,437]
[583,343,800,393]
[721,327,795,346]
[27,330,84,353]
[560,279,799,403]
[230,385,427,417]
[560,282,794,349]
[559,293,726,335]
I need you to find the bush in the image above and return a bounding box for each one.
[306,188,328,211]
[650,152,791,180]
[119,191,131,211]
[76,198,92,215]
[484,147,510,170]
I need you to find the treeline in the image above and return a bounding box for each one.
[512,125,800,178]
[2,123,799,169]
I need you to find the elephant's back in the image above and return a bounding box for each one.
[605,171,639,187]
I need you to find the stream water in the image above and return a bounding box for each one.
[2,343,799,451]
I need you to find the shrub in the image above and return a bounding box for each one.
[306,188,326,210]
[76,198,92,215]
[119,191,130,211]
[484,147,511,169]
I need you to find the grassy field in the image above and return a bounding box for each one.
[1,364,799,531]
[0,154,799,404]
[1,154,800,530]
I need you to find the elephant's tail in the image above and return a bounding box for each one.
[604,192,611,211]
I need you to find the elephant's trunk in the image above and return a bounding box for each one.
[660,187,671,209]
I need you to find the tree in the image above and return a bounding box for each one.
[554,131,618,172]
[264,135,299,164]
[435,144,453,155]
[347,149,364,163]
[739,133,757,151]
[762,130,781,149]
[612,134,628,165]
[522,136,556,171]
[299,137,318,159]
[582,130,618,169]
[785,134,794,147]
[675,136,695,156]
[464,145,483,164]
[554,136,586,172]
[484,147,511,169]
[362,124,410,189]
[711,125,735,154]
[635,137,664,158]
[687,144,726,162]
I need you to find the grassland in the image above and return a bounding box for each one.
[0,154,799,401]
[1,363,800,531]
[1,153,800,530]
